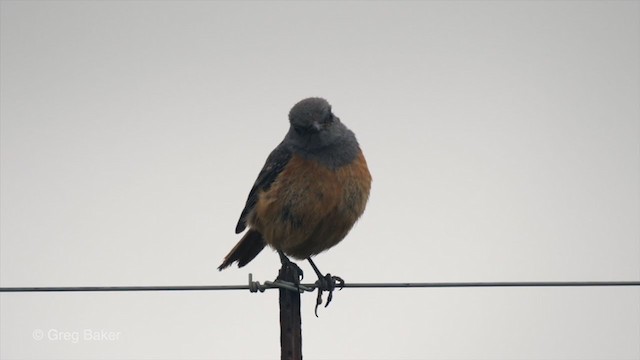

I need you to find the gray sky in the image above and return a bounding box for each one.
[1,1,639,359]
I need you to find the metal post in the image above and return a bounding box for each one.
[278,264,302,360]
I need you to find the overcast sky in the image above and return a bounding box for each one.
[1,1,639,359]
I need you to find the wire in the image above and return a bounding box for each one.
[1,280,638,293]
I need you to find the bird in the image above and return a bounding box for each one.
[218,97,371,313]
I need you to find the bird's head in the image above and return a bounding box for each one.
[285,97,359,167]
[287,97,347,150]
[288,97,338,135]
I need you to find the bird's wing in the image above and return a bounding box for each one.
[235,141,292,233]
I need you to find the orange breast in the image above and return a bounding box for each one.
[250,151,371,259]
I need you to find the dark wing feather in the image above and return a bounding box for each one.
[235,141,292,233]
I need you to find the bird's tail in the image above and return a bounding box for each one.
[218,229,266,270]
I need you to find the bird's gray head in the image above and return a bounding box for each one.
[288,97,335,135]
[285,97,359,167]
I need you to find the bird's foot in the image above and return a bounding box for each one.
[285,262,304,286]
[313,273,344,317]
[277,250,304,287]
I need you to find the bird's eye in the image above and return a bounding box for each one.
[294,125,312,135]
[323,111,334,124]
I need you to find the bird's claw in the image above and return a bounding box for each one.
[278,258,304,290]
[290,262,304,284]
[314,273,344,317]
[278,250,304,280]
